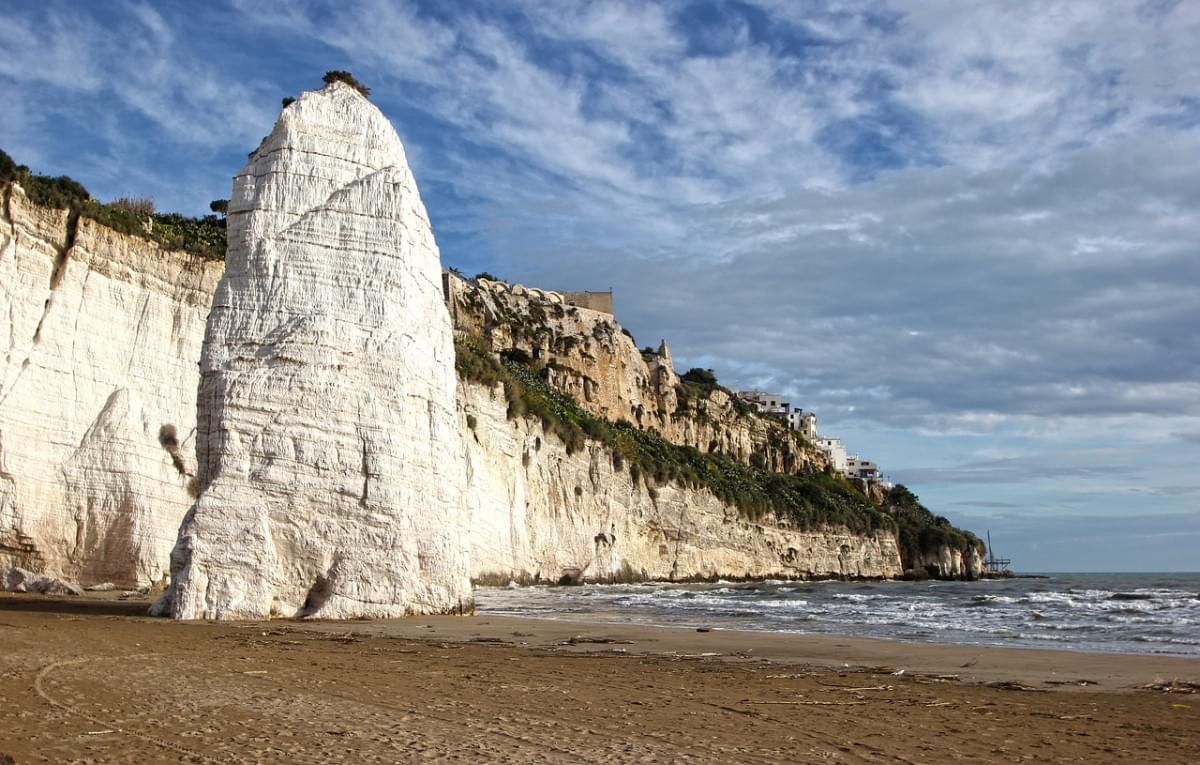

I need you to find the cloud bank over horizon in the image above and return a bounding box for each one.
[3,0,1197,570]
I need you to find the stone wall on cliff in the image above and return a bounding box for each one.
[460,380,903,583]
[0,182,222,587]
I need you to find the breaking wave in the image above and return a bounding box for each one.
[476,572,1200,656]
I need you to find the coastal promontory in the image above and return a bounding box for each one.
[2,79,983,612]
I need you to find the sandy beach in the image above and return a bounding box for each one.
[1,592,1197,764]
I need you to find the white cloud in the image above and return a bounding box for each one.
[0,13,103,92]
[0,1,275,152]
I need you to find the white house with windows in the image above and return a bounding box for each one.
[786,408,818,439]
[845,455,880,481]
[816,436,848,473]
[737,390,788,417]
[738,393,887,484]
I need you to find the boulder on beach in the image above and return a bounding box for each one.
[2,566,83,596]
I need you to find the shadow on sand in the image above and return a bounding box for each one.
[0,592,153,618]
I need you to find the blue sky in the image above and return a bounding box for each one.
[3,0,1198,571]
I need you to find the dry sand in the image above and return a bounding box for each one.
[1,592,1197,763]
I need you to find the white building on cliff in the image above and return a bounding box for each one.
[816,436,848,473]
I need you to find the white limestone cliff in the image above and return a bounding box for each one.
[156,82,471,620]
[2,85,985,601]
[0,179,930,605]
[916,544,983,580]
[0,183,221,587]
[460,382,903,583]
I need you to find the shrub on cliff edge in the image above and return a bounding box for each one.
[886,484,983,568]
[323,70,371,98]
[0,148,90,209]
[1,147,227,260]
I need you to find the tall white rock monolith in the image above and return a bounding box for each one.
[156,81,470,619]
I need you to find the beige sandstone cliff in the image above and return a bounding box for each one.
[447,273,818,475]
[448,273,981,581]
[460,381,903,583]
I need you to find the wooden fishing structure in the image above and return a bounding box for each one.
[983,530,1012,577]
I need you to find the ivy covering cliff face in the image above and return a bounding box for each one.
[0,148,227,260]
[457,334,981,570]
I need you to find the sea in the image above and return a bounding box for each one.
[475,572,1200,656]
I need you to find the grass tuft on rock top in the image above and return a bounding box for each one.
[323,70,371,98]
[457,334,895,535]
[674,367,756,418]
[1,147,227,260]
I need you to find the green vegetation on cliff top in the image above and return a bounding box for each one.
[1,148,227,260]
[676,366,757,418]
[323,70,371,98]
[457,334,981,565]
[886,485,984,563]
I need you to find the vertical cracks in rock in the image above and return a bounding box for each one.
[50,207,79,289]
[669,498,689,582]
[124,292,152,376]
[31,206,80,345]
[358,435,370,507]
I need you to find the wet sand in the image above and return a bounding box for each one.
[1,592,1197,763]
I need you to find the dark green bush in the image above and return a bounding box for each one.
[0,149,91,209]
[0,148,16,179]
[323,70,371,97]
[681,367,718,389]
[886,484,984,568]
